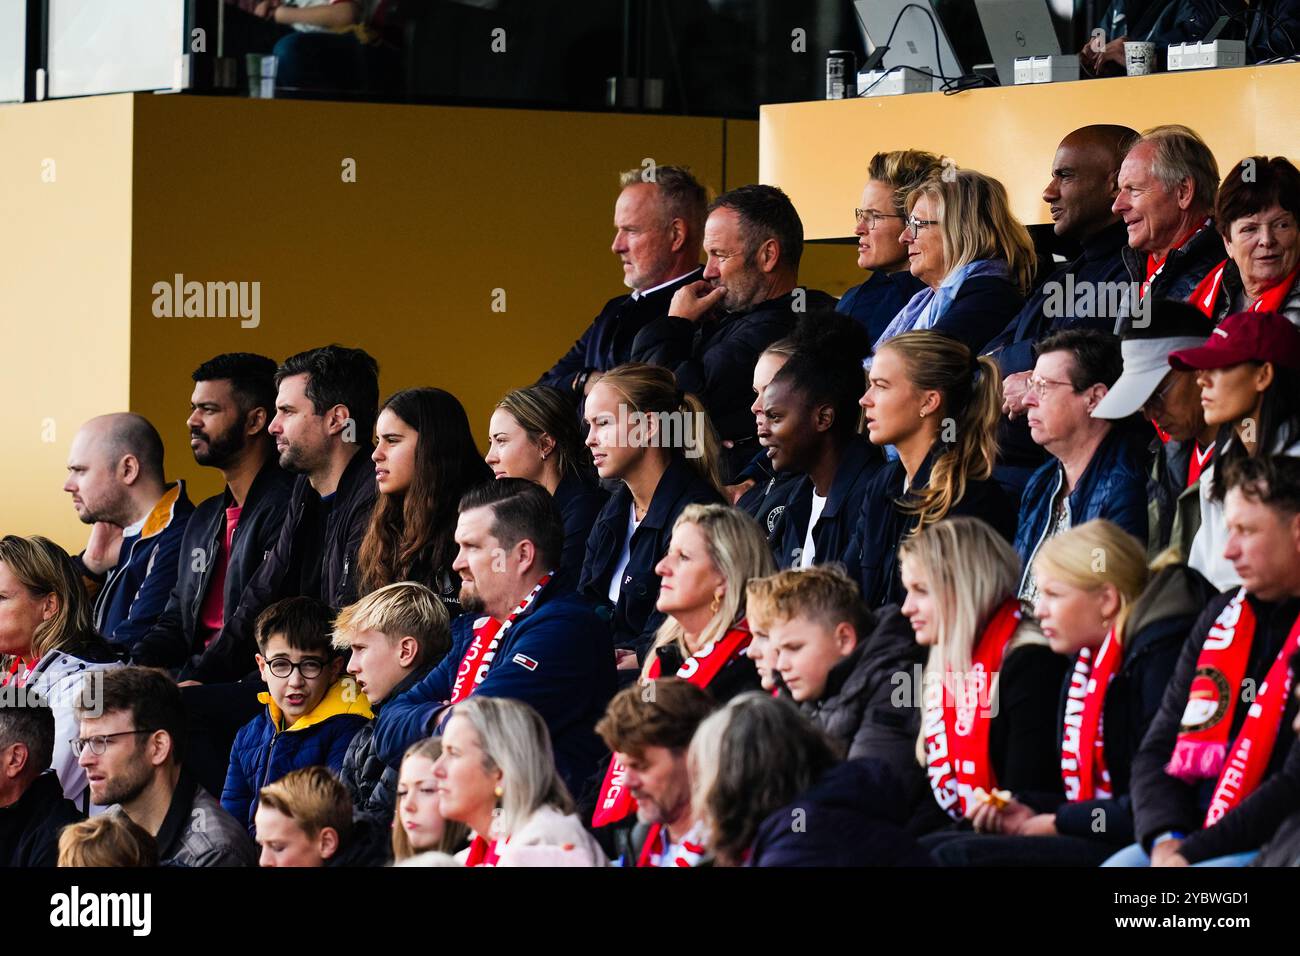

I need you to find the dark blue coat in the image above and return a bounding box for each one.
[735,449,801,542]
[553,470,609,590]
[537,268,704,395]
[579,457,724,658]
[747,758,933,866]
[844,443,1018,609]
[371,584,617,797]
[771,436,885,569]
[221,680,373,833]
[1014,427,1149,593]
[837,269,927,346]
[881,274,1024,358]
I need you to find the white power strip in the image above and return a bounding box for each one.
[855,66,933,97]
[1167,40,1247,71]
[1013,55,1080,84]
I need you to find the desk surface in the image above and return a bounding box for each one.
[760,63,1300,240]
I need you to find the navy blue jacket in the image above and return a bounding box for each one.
[838,269,927,346]
[844,443,1018,609]
[771,436,885,569]
[632,288,838,481]
[1118,220,1223,327]
[1014,427,1149,593]
[553,470,609,590]
[735,449,801,542]
[80,481,195,653]
[538,268,703,396]
[372,584,617,796]
[748,758,933,866]
[884,274,1024,358]
[132,459,294,680]
[579,457,724,659]
[221,680,372,833]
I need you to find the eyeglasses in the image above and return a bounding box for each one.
[1027,375,1079,399]
[903,215,941,236]
[854,208,904,229]
[71,730,154,757]
[265,657,328,679]
[1143,373,1179,412]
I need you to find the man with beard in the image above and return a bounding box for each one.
[65,413,194,651]
[370,479,616,797]
[631,184,835,482]
[74,667,256,867]
[133,353,294,682]
[595,678,717,867]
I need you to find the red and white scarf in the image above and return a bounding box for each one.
[464,834,502,867]
[636,821,708,868]
[591,621,753,828]
[447,572,553,706]
[1165,588,1300,827]
[1061,632,1122,802]
[924,599,1021,819]
[1189,258,1300,318]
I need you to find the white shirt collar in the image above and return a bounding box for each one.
[631,269,698,301]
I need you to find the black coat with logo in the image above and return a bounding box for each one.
[771,436,885,570]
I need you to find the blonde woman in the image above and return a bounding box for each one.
[433,696,607,867]
[925,520,1216,866]
[579,364,725,668]
[390,738,468,863]
[897,517,1068,837]
[849,330,1017,607]
[591,503,774,827]
[486,384,608,579]
[0,535,124,813]
[841,149,947,343]
[872,168,1037,356]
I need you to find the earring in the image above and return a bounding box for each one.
[919,410,927,419]
[541,451,548,461]
[710,594,721,615]
[494,785,504,799]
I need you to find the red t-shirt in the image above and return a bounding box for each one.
[198,505,242,647]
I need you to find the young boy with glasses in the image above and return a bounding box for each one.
[221,597,372,834]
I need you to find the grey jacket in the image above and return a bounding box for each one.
[148,772,257,867]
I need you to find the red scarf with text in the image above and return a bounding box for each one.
[636,822,708,868]
[1166,588,1300,826]
[591,621,753,828]
[1061,631,1122,802]
[1189,259,1300,318]
[447,572,553,706]
[924,600,1021,819]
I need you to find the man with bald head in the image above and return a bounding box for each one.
[64,412,193,651]
[984,124,1139,489]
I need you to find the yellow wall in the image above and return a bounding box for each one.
[761,63,1300,240]
[0,96,136,549]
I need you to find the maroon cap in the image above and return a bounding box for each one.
[1168,310,1300,372]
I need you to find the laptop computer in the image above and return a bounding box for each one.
[853,0,966,92]
[973,0,1063,85]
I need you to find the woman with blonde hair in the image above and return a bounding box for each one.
[872,168,1037,356]
[591,504,774,828]
[925,521,1217,865]
[849,330,1017,607]
[390,737,469,862]
[433,696,607,867]
[485,384,607,581]
[841,149,947,343]
[897,517,1068,836]
[0,535,124,812]
[579,363,725,667]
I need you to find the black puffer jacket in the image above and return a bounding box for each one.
[796,605,929,808]
[340,663,434,823]
[132,459,294,681]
